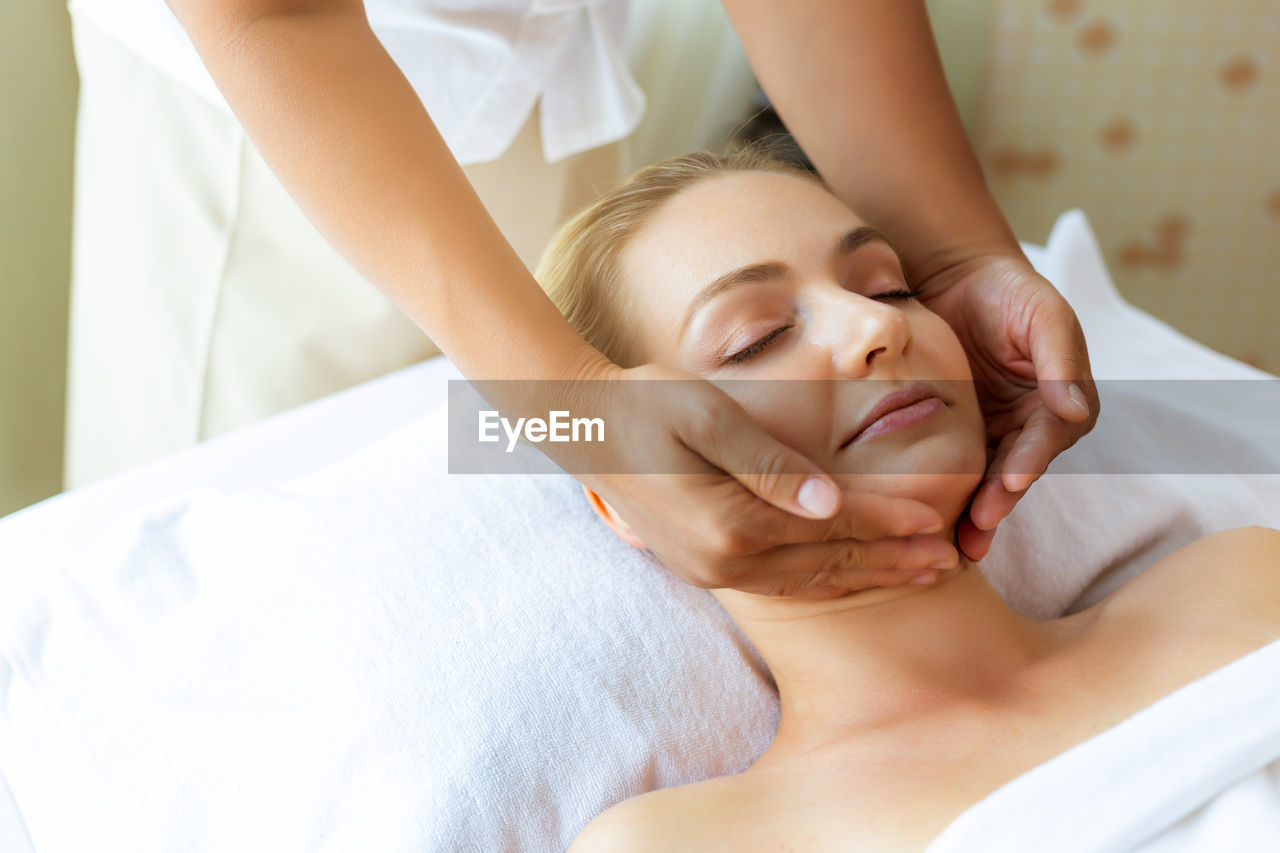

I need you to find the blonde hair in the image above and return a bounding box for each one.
[535,144,824,368]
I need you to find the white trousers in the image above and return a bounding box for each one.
[65,17,629,489]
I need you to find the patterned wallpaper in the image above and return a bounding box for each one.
[976,0,1279,373]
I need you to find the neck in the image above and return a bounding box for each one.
[713,559,1081,758]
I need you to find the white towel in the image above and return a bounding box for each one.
[925,636,1280,852]
[0,408,779,852]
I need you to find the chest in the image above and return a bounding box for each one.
[734,618,1279,853]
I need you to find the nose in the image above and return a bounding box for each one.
[828,292,911,379]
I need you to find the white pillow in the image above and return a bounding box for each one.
[0,401,779,852]
[1,210,1277,851]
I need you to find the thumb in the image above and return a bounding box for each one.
[1029,298,1095,424]
[680,397,841,520]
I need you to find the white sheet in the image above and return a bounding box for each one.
[1,210,1277,851]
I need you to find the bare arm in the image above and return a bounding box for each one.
[162,0,960,592]
[720,0,1021,284]
[165,0,598,382]
[722,0,1100,561]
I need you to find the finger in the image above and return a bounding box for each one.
[728,534,960,596]
[999,403,1074,493]
[830,491,947,538]
[749,490,945,548]
[679,396,842,520]
[957,515,997,561]
[1027,299,1098,425]
[969,429,1022,531]
[784,571,944,600]
[968,476,1024,533]
[740,565,948,598]
[970,405,1073,538]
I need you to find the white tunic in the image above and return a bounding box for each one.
[66,0,646,164]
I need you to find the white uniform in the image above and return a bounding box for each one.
[66,0,646,166]
[63,0,646,488]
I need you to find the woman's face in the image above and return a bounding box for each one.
[618,170,987,516]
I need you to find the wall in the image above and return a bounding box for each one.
[975,0,1279,373]
[0,0,77,518]
[927,0,996,137]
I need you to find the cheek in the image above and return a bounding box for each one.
[913,309,987,458]
[834,312,988,506]
[721,381,835,461]
[832,436,987,530]
[913,312,973,382]
[840,440,986,494]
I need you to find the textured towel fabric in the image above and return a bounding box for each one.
[0,423,780,851]
[924,636,1280,853]
[0,210,1278,851]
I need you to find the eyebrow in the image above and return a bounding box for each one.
[676,225,892,342]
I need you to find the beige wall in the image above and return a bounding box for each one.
[927,0,996,138]
[976,0,1280,374]
[0,0,77,518]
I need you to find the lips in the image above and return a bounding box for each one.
[840,382,942,449]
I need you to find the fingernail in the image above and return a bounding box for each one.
[1068,383,1089,416]
[797,477,839,517]
[910,573,938,585]
[929,559,956,570]
[1008,473,1032,492]
[918,520,943,534]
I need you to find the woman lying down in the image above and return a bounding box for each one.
[537,147,1280,851]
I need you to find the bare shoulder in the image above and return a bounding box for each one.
[1165,525,1280,569]
[568,776,754,853]
[1105,525,1280,630]
[567,790,683,853]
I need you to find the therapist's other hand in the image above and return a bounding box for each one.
[917,254,1099,561]
[576,362,959,599]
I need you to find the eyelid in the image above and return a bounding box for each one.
[873,287,926,300]
[724,324,792,365]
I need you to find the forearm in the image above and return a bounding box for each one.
[722,0,1023,283]
[166,1,604,381]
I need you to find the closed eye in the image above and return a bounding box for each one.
[724,324,792,365]
[722,288,921,365]
[874,287,926,301]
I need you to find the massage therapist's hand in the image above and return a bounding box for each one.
[719,0,1099,563]
[574,362,961,599]
[917,253,1099,561]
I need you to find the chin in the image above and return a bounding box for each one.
[834,434,986,516]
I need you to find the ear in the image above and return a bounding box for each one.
[582,486,649,550]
